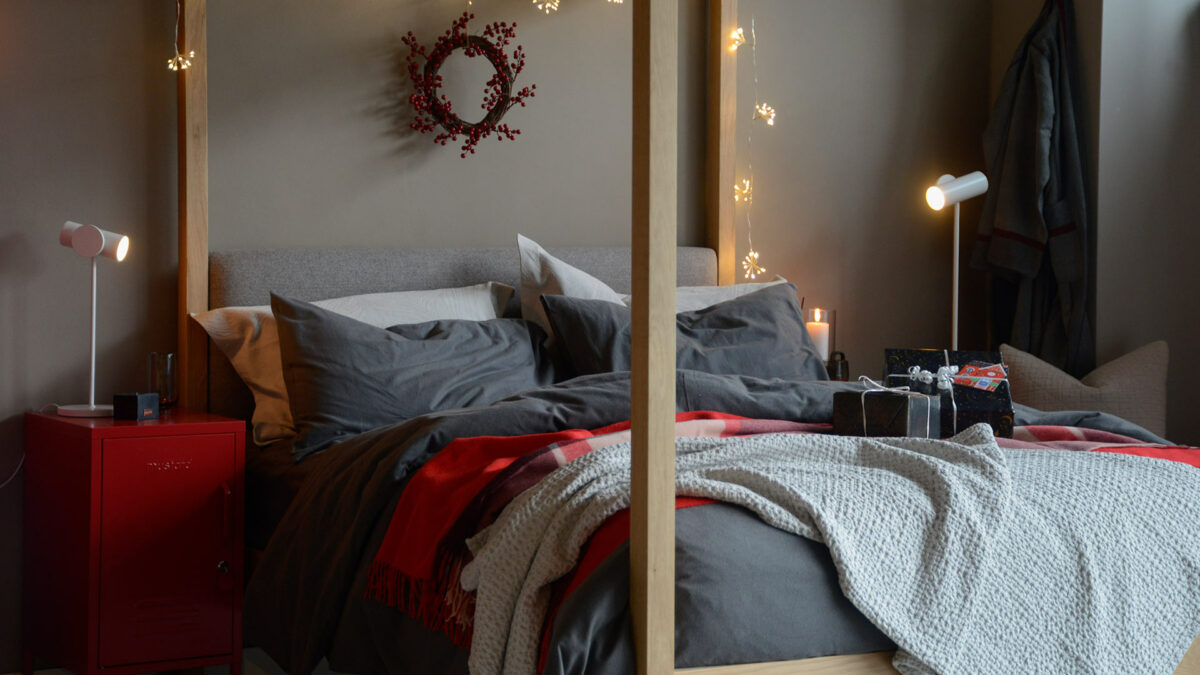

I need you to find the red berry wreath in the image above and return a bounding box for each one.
[403,12,536,158]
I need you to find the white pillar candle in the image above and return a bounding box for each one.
[806,308,830,361]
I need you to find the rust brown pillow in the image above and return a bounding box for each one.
[1000,342,1168,437]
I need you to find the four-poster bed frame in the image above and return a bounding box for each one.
[171,2,1199,673]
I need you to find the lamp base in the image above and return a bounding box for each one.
[57,404,114,418]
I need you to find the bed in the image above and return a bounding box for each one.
[171,1,1200,673]
[194,242,1200,675]
[211,245,901,674]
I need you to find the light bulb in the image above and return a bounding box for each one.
[754,102,776,126]
[926,186,946,210]
[730,27,747,52]
[734,179,753,205]
[167,50,195,72]
[742,249,765,280]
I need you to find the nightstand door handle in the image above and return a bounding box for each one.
[220,483,232,542]
[217,560,230,574]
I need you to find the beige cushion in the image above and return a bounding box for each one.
[194,283,514,446]
[1000,341,1169,437]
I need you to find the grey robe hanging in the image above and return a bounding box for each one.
[973,0,1095,376]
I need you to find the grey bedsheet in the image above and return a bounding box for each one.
[542,503,895,673]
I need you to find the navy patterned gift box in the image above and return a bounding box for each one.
[883,348,1014,439]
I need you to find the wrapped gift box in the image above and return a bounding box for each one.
[883,348,1014,438]
[832,390,941,438]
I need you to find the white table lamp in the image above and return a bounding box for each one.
[57,221,130,417]
[925,171,987,350]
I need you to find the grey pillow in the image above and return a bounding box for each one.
[272,293,554,458]
[540,283,829,381]
[1000,341,1168,437]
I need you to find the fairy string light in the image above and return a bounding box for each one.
[167,0,195,72]
[739,15,773,280]
[534,0,622,14]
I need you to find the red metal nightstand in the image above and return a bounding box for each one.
[22,409,245,675]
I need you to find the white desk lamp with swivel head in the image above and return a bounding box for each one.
[57,221,130,418]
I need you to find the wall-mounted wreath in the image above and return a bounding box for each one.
[403,12,536,158]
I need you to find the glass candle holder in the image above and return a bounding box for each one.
[803,307,835,362]
[147,352,178,408]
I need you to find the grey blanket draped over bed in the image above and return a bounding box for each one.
[465,425,1200,675]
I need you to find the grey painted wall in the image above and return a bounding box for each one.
[1097,0,1200,444]
[731,0,993,380]
[207,0,708,250]
[0,1,178,669]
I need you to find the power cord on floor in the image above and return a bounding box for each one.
[0,403,60,490]
[0,454,25,490]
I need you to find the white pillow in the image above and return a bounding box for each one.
[194,282,514,446]
[517,234,786,338]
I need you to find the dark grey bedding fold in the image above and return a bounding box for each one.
[245,372,862,674]
[1013,403,1171,444]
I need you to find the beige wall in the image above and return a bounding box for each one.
[0,1,178,669]
[206,0,708,250]
[207,0,994,384]
[1096,0,1200,444]
[733,0,993,380]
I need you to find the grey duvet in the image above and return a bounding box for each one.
[243,370,1196,675]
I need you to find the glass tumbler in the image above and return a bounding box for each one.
[147,352,178,408]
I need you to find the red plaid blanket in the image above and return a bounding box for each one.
[365,418,1197,655]
[364,412,825,648]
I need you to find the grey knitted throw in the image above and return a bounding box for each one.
[460,424,1200,675]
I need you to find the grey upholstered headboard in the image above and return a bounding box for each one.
[205,246,717,421]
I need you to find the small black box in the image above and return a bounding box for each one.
[113,392,160,421]
[833,390,941,438]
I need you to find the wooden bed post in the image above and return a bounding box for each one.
[177,0,209,410]
[706,0,738,285]
[630,0,678,672]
